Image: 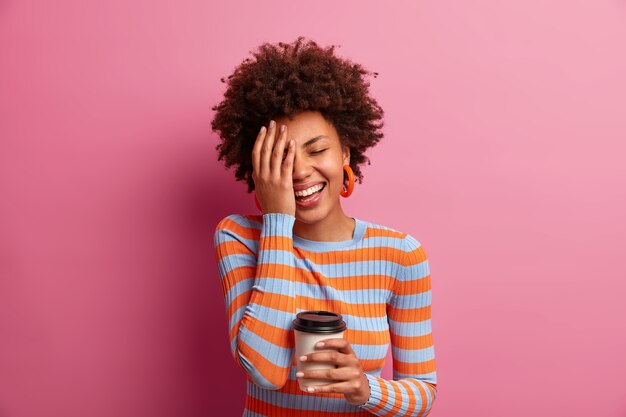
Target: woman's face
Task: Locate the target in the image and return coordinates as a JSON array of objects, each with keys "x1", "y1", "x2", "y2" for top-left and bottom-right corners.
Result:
[{"x1": 273, "y1": 110, "x2": 350, "y2": 225}]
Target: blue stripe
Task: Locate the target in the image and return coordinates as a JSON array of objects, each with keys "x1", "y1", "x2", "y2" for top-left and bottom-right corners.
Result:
[
  {"x1": 332, "y1": 313, "x2": 389, "y2": 330},
  {"x1": 242, "y1": 411, "x2": 266, "y2": 417},
  {"x1": 225, "y1": 278, "x2": 395, "y2": 309},
  {"x1": 215, "y1": 232, "x2": 259, "y2": 252},
  {"x1": 351, "y1": 343, "x2": 389, "y2": 360},
  {"x1": 391, "y1": 345, "x2": 435, "y2": 363},
  {"x1": 248, "y1": 381, "x2": 356, "y2": 412},
  {"x1": 227, "y1": 214, "x2": 262, "y2": 230},
  {"x1": 237, "y1": 350, "x2": 279, "y2": 390},
  {"x1": 402, "y1": 261, "x2": 430, "y2": 281},
  {"x1": 423, "y1": 380, "x2": 434, "y2": 414},
  {"x1": 297, "y1": 283, "x2": 391, "y2": 305},
  {"x1": 392, "y1": 382, "x2": 411, "y2": 416},
  {"x1": 378, "y1": 379, "x2": 399, "y2": 414},
  {"x1": 299, "y1": 258, "x2": 401, "y2": 278},
  {"x1": 401, "y1": 380, "x2": 426, "y2": 415},
  {"x1": 393, "y1": 370, "x2": 437, "y2": 385},
  {"x1": 229, "y1": 304, "x2": 295, "y2": 334},
  {"x1": 227, "y1": 278, "x2": 394, "y2": 305},
  {"x1": 218, "y1": 253, "x2": 257, "y2": 276},
  {"x1": 361, "y1": 373, "x2": 383, "y2": 408},
  {"x1": 388, "y1": 318, "x2": 432, "y2": 336},
  {"x1": 258, "y1": 248, "x2": 295, "y2": 266},
  {"x1": 218, "y1": 225, "x2": 408, "y2": 252},
  {"x1": 239, "y1": 328, "x2": 293, "y2": 368},
  {"x1": 240, "y1": 250, "x2": 401, "y2": 277},
  {"x1": 224, "y1": 278, "x2": 254, "y2": 304},
  {"x1": 392, "y1": 290, "x2": 432, "y2": 309},
  {"x1": 361, "y1": 235, "x2": 406, "y2": 249}
]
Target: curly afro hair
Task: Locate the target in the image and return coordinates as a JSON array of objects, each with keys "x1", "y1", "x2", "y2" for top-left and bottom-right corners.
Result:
[{"x1": 210, "y1": 36, "x2": 385, "y2": 193}]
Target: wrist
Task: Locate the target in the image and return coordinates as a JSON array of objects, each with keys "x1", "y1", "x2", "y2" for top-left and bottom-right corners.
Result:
[{"x1": 345, "y1": 373, "x2": 371, "y2": 406}]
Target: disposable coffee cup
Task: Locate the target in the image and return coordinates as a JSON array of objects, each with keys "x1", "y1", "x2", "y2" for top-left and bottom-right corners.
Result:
[{"x1": 293, "y1": 310, "x2": 347, "y2": 392}]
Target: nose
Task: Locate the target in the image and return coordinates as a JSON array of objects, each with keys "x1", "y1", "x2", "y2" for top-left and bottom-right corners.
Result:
[{"x1": 291, "y1": 149, "x2": 312, "y2": 181}]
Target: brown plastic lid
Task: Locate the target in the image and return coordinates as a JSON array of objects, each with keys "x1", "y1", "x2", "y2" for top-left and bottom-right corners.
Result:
[{"x1": 293, "y1": 310, "x2": 347, "y2": 333}]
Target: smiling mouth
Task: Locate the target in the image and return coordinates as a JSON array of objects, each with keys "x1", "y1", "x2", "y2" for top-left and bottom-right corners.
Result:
[{"x1": 295, "y1": 182, "x2": 326, "y2": 202}]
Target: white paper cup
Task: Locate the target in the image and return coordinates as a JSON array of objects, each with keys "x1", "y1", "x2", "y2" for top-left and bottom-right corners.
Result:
[{"x1": 293, "y1": 311, "x2": 347, "y2": 392}]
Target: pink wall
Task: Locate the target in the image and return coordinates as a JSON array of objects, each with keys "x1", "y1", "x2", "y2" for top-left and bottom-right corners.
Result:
[{"x1": 1, "y1": 1, "x2": 625, "y2": 416}]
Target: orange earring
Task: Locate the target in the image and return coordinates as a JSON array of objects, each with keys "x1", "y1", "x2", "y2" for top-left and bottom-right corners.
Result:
[{"x1": 340, "y1": 165, "x2": 354, "y2": 198}]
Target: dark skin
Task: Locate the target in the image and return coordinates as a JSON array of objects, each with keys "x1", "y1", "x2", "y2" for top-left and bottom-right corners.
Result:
[
  {"x1": 296, "y1": 338, "x2": 370, "y2": 405},
  {"x1": 251, "y1": 116, "x2": 370, "y2": 405}
]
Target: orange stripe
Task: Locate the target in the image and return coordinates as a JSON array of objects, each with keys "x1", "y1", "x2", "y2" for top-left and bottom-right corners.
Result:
[
  {"x1": 248, "y1": 291, "x2": 294, "y2": 313},
  {"x1": 392, "y1": 333, "x2": 433, "y2": 350},
  {"x1": 217, "y1": 217, "x2": 296, "y2": 250},
  {"x1": 293, "y1": 247, "x2": 406, "y2": 265},
  {"x1": 218, "y1": 253, "x2": 399, "y2": 289},
  {"x1": 254, "y1": 263, "x2": 296, "y2": 280},
  {"x1": 363, "y1": 228, "x2": 405, "y2": 239},
  {"x1": 246, "y1": 394, "x2": 357, "y2": 417},
  {"x1": 296, "y1": 296, "x2": 386, "y2": 318},
  {"x1": 226, "y1": 285, "x2": 295, "y2": 327},
  {"x1": 220, "y1": 264, "x2": 296, "y2": 296},
  {"x1": 387, "y1": 305, "x2": 431, "y2": 322},
  {"x1": 360, "y1": 358, "x2": 386, "y2": 371},
  {"x1": 229, "y1": 320, "x2": 294, "y2": 350},
  {"x1": 403, "y1": 246, "x2": 428, "y2": 265},
  {"x1": 301, "y1": 275, "x2": 394, "y2": 291},
  {"x1": 220, "y1": 265, "x2": 256, "y2": 295},
  {"x1": 346, "y1": 328, "x2": 390, "y2": 346},
  {"x1": 258, "y1": 235, "x2": 294, "y2": 251},
  {"x1": 392, "y1": 358, "x2": 436, "y2": 376},
  {"x1": 214, "y1": 240, "x2": 253, "y2": 257},
  {"x1": 237, "y1": 340, "x2": 289, "y2": 388},
  {"x1": 225, "y1": 288, "x2": 253, "y2": 320},
  {"x1": 295, "y1": 270, "x2": 395, "y2": 290},
  {"x1": 391, "y1": 276, "x2": 431, "y2": 295}
]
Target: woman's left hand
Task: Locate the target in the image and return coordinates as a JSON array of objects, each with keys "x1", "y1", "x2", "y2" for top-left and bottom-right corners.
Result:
[{"x1": 296, "y1": 338, "x2": 370, "y2": 406}]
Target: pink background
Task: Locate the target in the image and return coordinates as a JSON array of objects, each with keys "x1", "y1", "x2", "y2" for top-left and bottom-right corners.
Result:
[{"x1": 1, "y1": 1, "x2": 625, "y2": 416}]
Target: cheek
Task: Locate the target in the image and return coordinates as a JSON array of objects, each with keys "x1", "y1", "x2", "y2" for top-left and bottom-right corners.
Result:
[{"x1": 325, "y1": 166, "x2": 345, "y2": 190}]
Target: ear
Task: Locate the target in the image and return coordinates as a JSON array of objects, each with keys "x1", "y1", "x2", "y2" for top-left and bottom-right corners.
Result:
[{"x1": 342, "y1": 144, "x2": 350, "y2": 166}]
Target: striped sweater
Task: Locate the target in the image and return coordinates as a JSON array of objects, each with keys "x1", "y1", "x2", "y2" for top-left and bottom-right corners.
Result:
[{"x1": 214, "y1": 213, "x2": 437, "y2": 416}]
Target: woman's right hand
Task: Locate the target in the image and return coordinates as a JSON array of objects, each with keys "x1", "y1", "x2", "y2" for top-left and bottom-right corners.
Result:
[{"x1": 252, "y1": 120, "x2": 296, "y2": 216}]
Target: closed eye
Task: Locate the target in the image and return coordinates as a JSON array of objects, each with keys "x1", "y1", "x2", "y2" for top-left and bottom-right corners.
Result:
[{"x1": 282, "y1": 147, "x2": 328, "y2": 160}]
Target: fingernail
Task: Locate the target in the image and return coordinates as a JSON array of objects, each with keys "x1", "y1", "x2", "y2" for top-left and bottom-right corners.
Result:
[
  {"x1": 299, "y1": 355, "x2": 307, "y2": 362},
  {"x1": 307, "y1": 386, "x2": 315, "y2": 393},
  {"x1": 316, "y1": 342, "x2": 324, "y2": 348},
  {"x1": 260, "y1": 126, "x2": 266, "y2": 133},
  {"x1": 269, "y1": 120, "x2": 275, "y2": 128},
  {"x1": 296, "y1": 372, "x2": 304, "y2": 377},
  {"x1": 289, "y1": 140, "x2": 294, "y2": 147},
  {"x1": 280, "y1": 124, "x2": 285, "y2": 132}
]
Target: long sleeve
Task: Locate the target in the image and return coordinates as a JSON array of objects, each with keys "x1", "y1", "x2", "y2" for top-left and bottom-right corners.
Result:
[
  {"x1": 358, "y1": 234, "x2": 437, "y2": 416},
  {"x1": 213, "y1": 213, "x2": 298, "y2": 390}
]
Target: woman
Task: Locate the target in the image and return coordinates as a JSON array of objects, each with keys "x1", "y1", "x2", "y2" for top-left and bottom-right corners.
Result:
[{"x1": 211, "y1": 37, "x2": 437, "y2": 416}]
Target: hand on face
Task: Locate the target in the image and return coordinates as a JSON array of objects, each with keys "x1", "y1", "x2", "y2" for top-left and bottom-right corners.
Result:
[
  {"x1": 296, "y1": 338, "x2": 371, "y2": 406},
  {"x1": 252, "y1": 120, "x2": 296, "y2": 216}
]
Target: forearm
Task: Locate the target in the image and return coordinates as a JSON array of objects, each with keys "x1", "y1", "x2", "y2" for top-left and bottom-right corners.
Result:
[
  {"x1": 358, "y1": 374, "x2": 436, "y2": 416},
  {"x1": 216, "y1": 213, "x2": 297, "y2": 390},
  {"x1": 356, "y1": 234, "x2": 437, "y2": 415}
]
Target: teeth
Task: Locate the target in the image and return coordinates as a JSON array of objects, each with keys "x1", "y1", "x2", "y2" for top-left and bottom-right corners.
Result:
[{"x1": 294, "y1": 183, "x2": 324, "y2": 197}]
